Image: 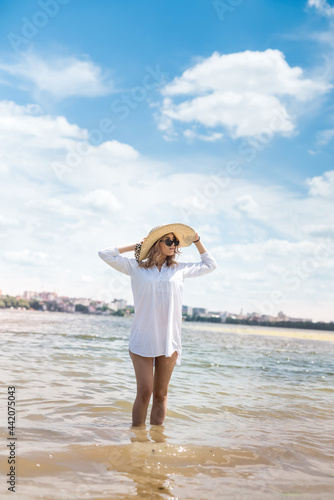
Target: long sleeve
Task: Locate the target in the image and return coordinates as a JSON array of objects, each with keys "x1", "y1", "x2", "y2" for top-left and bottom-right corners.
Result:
[
  {"x1": 180, "y1": 251, "x2": 218, "y2": 279},
  {"x1": 98, "y1": 246, "x2": 136, "y2": 276}
]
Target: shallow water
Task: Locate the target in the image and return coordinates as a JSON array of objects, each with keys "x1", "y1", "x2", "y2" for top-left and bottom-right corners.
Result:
[{"x1": 0, "y1": 309, "x2": 333, "y2": 499}]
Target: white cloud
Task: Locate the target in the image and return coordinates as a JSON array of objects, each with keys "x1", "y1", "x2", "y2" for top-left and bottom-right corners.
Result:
[
  {"x1": 25, "y1": 197, "x2": 82, "y2": 218},
  {"x1": 80, "y1": 274, "x2": 94, "y2": 283},
  {"x1": 306, "y1": 223, "x2": 334, "y2": 237},
  {"x1": 316, "y1": 128, "x2": 334, "y2": 146},
  {"x1": 80, "y1": 190, "x2": 123, "y2": 212},
  {"x1": 0, "y1": 51, "x2": 114, "y2": 100},
  {"x1": 0, "y1": 160, "x2": 9, "y2": 172},
  {"x1": 233, "y1": 194, "x2": 263, "y2": 219},
  {"x1": 215, "y1": 239, "x2": 324, "y2": 261},
  {"x1": 0, "y1": 100, "x2": 86, "y2": 150},
  {"x1": 307, "y1": 0, "x2": 334, "y2": 17},
  {"x1": 24, "y1": 190, "x2": 123, "y2": 219},
  {"x1": 0, "y1": 100, "x2": 139, "y2": 190},
  {"x1": 183, "y1": 129, "x2": 223, "y2": 142},
  {"x1": 306, "y1": 170, "x2": 334, "y2": 196},
  {"x1": 3, "y1": 250, "x2": 49, "y2": 266},
  {"x1": 0, "y1": 215, "x2": 20, "y2": 227},
  {"x1": 157, "y1": 49, "x2": 331, "y2": 140},
  {"x1": 97, "y1": 140, "x2": 139, "y2": 159}
]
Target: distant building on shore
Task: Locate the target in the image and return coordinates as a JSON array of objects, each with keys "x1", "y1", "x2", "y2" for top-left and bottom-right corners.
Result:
[
  {"x1": 1, "y1": 289, "x2": 317, "y2": 324},
  {"x1": 277, "y1": 311, "x2": 312, "y2": 323},
  {"x1": 23, "y1": 290, "x2": 39, "y2": 300},
  {"x1": 110, "y1": 299, "x2": 127, "y2": 311},
  {"x1": 182, "y1": 305, "x2": 193, "y2": 316},
  {"x1": 193, "y1": 307, "x2": 208, "y2": 317}
]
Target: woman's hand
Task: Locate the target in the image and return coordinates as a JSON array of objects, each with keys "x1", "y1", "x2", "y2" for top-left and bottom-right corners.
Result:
[{"x1": 192, "y1": 232, "x2": 207, "y2": 254}]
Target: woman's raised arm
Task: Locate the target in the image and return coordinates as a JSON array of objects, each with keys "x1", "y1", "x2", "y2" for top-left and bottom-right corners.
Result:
[{"x1": 118, "y1": 244, "x2": 137, "y2": 254}]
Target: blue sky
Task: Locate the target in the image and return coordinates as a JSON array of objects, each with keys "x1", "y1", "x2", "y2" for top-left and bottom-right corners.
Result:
[{"x1": 1, "y1": 0, "x2": 334, "y2": 321}]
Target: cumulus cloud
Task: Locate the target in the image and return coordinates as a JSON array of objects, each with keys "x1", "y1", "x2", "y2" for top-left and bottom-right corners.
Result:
[
  {"x1": 96, "y1": 140, "x2": 139, "y2": 160},
  {"x1": 307, "y1": 0, "x2": 334, "y2": 17},
  {"x1": 157, "y1": 49, "x2": 331, "y2": 140},
  {"x1": 306, "y1": 224, "x2": 334, "y2": 237},
  {"x1": 0, "y1": 100, "x2": 139, "y2": 189},
  {"x1": 306, "y1": 170, "x2": 334, "y2": 197},
  {"x1": 0, "y1": 51, "x2": 114, "y2": 100},
  {"x1": 0, "y1": 100, "x2": 86, "y2": 150},
  {"x1": 24, "y1": 190, "x2": 123, "y2": 220},
  {"x1": 80, "y1": 190, "x2": 123, "y2": 212},
  {"x1": 3, "y1": 250, "x2": 49, "y2": 266},
  {"x1": 233, "y1": 194, "x2": 263, "y2": 219}
]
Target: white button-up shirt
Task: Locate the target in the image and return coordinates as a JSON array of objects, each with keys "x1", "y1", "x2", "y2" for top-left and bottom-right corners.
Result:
[{"x1": 98, "y1": 246, "x2": 217, "y2": 365}]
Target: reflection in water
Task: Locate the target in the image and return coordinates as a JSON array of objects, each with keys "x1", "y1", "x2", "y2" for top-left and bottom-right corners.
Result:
[
  {"x1": 126, "y1": 425, "x2": 172, "y2": 497},
  {"x1": 130, "y1": 425, "x2": 168, "y2": 443},
  {"x1": 105, "y1": 437, "x2": 268, "y2": 500}
]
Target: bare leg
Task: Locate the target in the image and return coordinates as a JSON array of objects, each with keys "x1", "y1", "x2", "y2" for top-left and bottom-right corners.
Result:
[
  {"x1": 129, "y1": 351, "x2": 154, "y2": 427},
  {"x1": 150, "y1": 351, "x2": 177, "y2": 426}
]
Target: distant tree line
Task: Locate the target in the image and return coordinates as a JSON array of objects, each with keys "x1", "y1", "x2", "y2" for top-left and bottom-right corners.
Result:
[
  {"x1": 182, "y1": 313, "x2": 334, "y2": 331},
  {"x1": 0, "y1": 295, "x2": 76, "y2": 312},
  {"x1": 2, "y1": 296, "x2": 332, "y2": 330},
  {"x1": 225, "y1": 317, "x2": 334, "y2": 331},
  {"x1": 0, "y1": 295, "x2": 32, "y2": 309},
  {"x1": 183, "y1": 314, "x2": 221, "y2": 323}
]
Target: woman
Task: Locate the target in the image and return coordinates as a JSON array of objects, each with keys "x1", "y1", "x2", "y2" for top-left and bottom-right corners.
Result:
[{"x1": 98, "y1": 223, "x2": 217, "y2": 427}]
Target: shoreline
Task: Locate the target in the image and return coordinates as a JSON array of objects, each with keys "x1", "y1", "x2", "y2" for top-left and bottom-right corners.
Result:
[
  {"x1": 186, "y1": 321, "x2": 334, "y2": 343},
  {"x1": 2, "y1": 308, "x2": 334, "y2": 340}
]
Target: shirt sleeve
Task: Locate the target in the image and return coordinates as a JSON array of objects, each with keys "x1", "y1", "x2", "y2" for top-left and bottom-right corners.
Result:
[
  {"x1": 98, "y1": 246, "x2": 136, "y2": 276},
  {"x1": 180, "y1": 251, "x2": 218, "y2": 279}
]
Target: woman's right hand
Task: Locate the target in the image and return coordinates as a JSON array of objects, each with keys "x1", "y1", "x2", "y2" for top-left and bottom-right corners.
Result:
[{"x1": 133, "y1": 238, "x2": 144, "y2": 251}]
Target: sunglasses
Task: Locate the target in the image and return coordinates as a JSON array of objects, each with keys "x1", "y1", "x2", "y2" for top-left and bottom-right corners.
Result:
[{"x1": 161, "y1": 237, "x2": 180, "y2": 247}]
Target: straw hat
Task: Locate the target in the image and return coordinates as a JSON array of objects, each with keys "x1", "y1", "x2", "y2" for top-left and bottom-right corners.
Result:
[{"x1": 137, "y1": 223, "x2": 195, "y2": 262}]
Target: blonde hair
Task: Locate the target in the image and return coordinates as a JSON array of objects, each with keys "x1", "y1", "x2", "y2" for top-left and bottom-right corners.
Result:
[{"x1": 138, "y1": 234, "x2": 181, "y2": 269}]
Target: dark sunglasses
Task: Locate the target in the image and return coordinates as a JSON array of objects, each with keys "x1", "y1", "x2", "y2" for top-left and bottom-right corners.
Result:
[{"x1": 161, "y1": 237, "x2": 180, "y2": 247}]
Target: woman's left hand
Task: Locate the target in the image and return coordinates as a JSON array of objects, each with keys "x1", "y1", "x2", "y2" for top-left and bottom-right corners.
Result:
[{"x1": 193, "y1": 232, "x2": 199, "y2": 243}]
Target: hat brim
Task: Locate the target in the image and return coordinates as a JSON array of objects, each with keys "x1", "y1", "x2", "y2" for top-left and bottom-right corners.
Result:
[{"x1": 139, "y1": 223, "x2": 195, "y2": 261}]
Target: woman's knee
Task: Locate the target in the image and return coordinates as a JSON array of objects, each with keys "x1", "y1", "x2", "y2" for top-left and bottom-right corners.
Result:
[
  {"x1": 153, "y1": 388, "x2": 168, "y2": 402},
  {"x1": 137, "y1": 386, "x2": 153, "y2": 403}
]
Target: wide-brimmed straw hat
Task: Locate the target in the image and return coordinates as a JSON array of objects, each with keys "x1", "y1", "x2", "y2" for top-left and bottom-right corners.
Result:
[{"x1": 136, "y1": 223, "x2": 195, "y2": 262}]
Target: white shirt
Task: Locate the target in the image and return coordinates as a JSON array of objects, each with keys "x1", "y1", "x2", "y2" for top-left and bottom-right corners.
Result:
[{"x1": 98, "y1": 246, "x2": 217, "y2": 365}]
